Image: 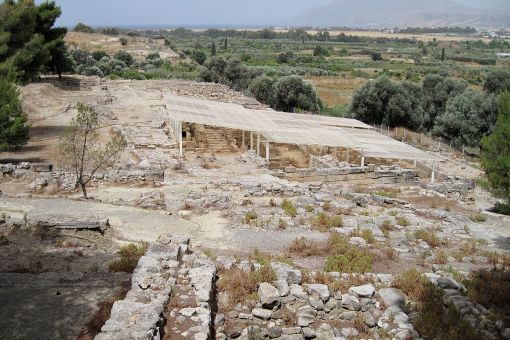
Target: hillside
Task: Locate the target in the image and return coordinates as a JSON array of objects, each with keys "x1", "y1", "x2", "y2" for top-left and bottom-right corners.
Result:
[{"x1": 286, "y1": 0, "x2": 510, "y2": 28}]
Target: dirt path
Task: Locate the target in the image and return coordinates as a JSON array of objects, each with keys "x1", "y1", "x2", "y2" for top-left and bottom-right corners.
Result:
[{"x1": 0, "y1": 197, "x2": 197, "y2": 243}]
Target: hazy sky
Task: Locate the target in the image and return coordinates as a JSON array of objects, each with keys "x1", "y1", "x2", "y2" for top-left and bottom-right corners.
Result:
[
  {"x1": 38, "y1": 0, "x2": 332, "y2": 27},
  {"x1": 36, "y1": 0, "x2": 502, "y2": 28}
]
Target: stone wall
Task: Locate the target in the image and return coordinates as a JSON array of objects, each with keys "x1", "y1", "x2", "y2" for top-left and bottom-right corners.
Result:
[
  {"x1": 273, "y1": 165, "x2": 418, "y2": 185},
  {"x1": 96, "y1": 235, "x2": 216, "y2": 340},
  {"x1": 0, "y1": 162, "x2": 164, "y2": 194}
]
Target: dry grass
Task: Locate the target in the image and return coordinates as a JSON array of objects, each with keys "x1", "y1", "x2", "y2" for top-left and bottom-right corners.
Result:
[
  {"x1": 278, "y1": 218, "x2": 288, "y2": 230},
  {"x1": 393, "y1": 268, "x2": 483, "y2": 339},
  {"x1": 379, "y1": 219, "x2": 396, "y2": 237},
  {"x1": 373, "y1": 189, "x2": 399, "y2": 198},
  {"x1": 108, "y1": 241, "x2": 148, "y2": 273},
  {"x1": 311, "y1": 212, "x2": 343, "y2": 232},
  {"x1": 413, "y1": 228, "x2": 441, "y2": 248},
  {"x1": 217, "y1": 266, "x2": 276, "y2": 309},
  {"x1": 470, "y1": 212, "x2": 487, "y2": 223},
  {"x1": 201, "y1": 161, "x2": 221, "y2": 169},
  {"x1": 304, "y1": 75, "x2": 366, "y2": 107},
  {"x1": 349, "y1": 228, "x2": 375, "y2": 244},
  {"x1": 241, "y1": 199, "x2": 253, "y2": 206},
  {"x1": 393, "y1": 268, "x2": 429, "y2": 301},
  {"x1": 456, "y1": 238, "x2": 488, "y2": 259},
  {"x1": 466, "y1": 269, "x2": 510, "y2": 323},
  {"x1": 243, "y1": 210, "x2": 258, "y2": 224},
  {"x1": 435, "y1": 250, "x2": 448, "y2": 264},
  {"x1": 396, "y1": 217, "x2": 410, "y2": 227},
  {"x1": 287, "y1": 237, "x2": 322, "y2": 257}
]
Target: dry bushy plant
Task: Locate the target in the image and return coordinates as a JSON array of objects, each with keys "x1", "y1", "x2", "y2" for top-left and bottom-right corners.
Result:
[
  {"x1": 324, "y1": 233, "x2": 372, "y2": 273},
  {"x1": 287, "y1": 237, "x2": 322, "y2": 257},
  {"x1": 217, "y1": 266, "x2": 276, "y2": 309},
  {"x1": 108, "y1": 241, "x2": 148, "y2": 273},
  {"x1": 312, "y1": 212, "x2": 343, "y2": 231}
]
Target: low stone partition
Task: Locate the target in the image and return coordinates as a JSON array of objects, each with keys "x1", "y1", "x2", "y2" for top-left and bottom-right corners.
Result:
[
  {"x1": 95, "y1": 235, "x2": 216, "y2": 340},
  {"x1": 0, "y1": 162, "x2": 164, "y2": 193},
  {"x1": 95, "y1": 235, "x2": 190, "y2": 340},
  {"x1": 422, "y1": 178, "x2": 475, "y2": 200},
  {"x1": 273, "y1": 165, "x2": 417, "y2": 184}
]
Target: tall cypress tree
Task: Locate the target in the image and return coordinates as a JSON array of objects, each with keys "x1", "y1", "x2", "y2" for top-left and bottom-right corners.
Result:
[
  {"x1": 211, "y1": 42, "x2": 216, "y2": 56},
  {"x1": 481, "y1": 92, "x2": 510, "y2": 205}
]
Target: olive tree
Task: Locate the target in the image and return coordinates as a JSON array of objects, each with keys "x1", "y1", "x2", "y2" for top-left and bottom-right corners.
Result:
[
  {"x1": 58, "y1": 103, "x2": 126, "y2": 198},
  {"x1": 433, "y1": 89, "x2": 498, "y2": 147},
  {"x1": 272, "y1": 76, "x2": 320, "y2": 113}
]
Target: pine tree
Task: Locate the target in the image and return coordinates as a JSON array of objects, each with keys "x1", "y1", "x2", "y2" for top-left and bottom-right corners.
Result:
[
  {"x1": 224, "y1": 32, "x2": 228, "y2": 50},
  {"x1": 0, "y1": 70, "x2": 30, "y2": 151},
  {"x1": 481, "y1": 91, "x2": 510, "y2": 205},
  {"x1": 441, "y1": 48, "x2": 446, "y2": 62}
]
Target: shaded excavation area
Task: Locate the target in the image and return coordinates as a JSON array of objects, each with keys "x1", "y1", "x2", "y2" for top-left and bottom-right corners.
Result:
[{"x1": 165, "y1": 94, "x2": 441, "y2": 179}]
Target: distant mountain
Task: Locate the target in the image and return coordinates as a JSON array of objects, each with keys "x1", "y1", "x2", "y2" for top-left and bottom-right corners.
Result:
[{"x1": 284, "y1": 0, "x2": 510, "y2": 28}]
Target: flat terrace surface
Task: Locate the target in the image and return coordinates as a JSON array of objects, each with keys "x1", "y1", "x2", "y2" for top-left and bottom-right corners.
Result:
[{"x1": 165, "y1": 94, "x2": 441, "y2": 162}]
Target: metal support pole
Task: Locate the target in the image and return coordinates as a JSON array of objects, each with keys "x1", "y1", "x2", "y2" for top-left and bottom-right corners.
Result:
[
  {"x1": 266, "y1": 141, "x2": 270, "y2": 163},
  {"x1": 242, "y1": 130, "x2": 245, "y2": 148},
  {"x1": 257, "y1": 134, "x2": 260, "y2": 156},
  {"x1": 360, "y1": 148, "x2": 365, "y2": 167},
  {"x1": 250, "y1": 132, "x2": 253, "y2": 150},
  {"x1": 414, "y1": 160, "x2": 417, "y2": 167},
  {"x1": 346, "y1": 148, "x2": 350, "y2": 164},
  {"x1": 178, "y1": 121, "x2": 183, "y2": 157},
  {"x1": 431, "y1": 162, "x2": 436, "y2": 183}
]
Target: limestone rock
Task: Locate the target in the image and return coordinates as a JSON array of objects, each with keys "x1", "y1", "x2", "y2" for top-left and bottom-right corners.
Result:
[
  {"x1": 304, "y1": 284, "x2": 330, "y2": 302},
  {"x1": 258, "y1": 282, "x2": 281, "y2": 309},
  {"x1": 252, "y1": 308, "x2": 272, "y2": 320},
  {"x1": 378, "y1": 288, "x2": 405, "y2": 309},
  {"x1": 348, "y1": 284, "x2": 375, "y2": 298}
]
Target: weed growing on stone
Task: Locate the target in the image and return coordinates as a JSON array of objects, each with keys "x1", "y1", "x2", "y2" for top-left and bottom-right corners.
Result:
[{"x1": 108, "y1": 241, "x2": 148, "y2": 273}]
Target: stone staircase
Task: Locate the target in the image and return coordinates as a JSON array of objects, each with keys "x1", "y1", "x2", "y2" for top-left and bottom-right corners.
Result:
[{"x1": 185, "y1": 125, "x2": 236, "y2": 153}]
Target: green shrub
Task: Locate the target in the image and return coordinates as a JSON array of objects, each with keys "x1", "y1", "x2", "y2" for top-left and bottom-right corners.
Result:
[
  {"x1": 278, "y1": 218, "x2": 288, "y2": 230},
  {"x1": 324, "y1": 233, "x2": 373, "y2": 273},
  {"x1": 325, "y1": 253, "x2": 372, "y2": 273},
  {"x1": 414, "y1": 228, "x2": 441, "y2": 247},
  {"x1": 470, "y1": 212, "x2": 487, "y2": 223},
  {"x1": 312, "y1": 212, "x2": 343, "y2": 231},
  {"x1": 281, "y1": 199, "x2": 297, "y2": 218},
  {"x1": 243, "y1": 210, "x2": 258, "y2": 224},
  {"x1": 349, "y1": 228, "x2": 375, "y2": 243},
  {"x1": 397, "y1": 217, "x2": 410, "y2": 227}
]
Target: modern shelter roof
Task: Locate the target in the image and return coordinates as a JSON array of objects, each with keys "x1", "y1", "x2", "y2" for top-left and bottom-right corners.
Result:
[{"x1": 164, "y1": 94, "x2": 440, "y2": 162}]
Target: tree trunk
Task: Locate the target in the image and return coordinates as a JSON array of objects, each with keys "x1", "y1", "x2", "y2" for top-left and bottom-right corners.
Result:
[{"x1": 80, "y1": 183, "x2": 88, "y2": 199}]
